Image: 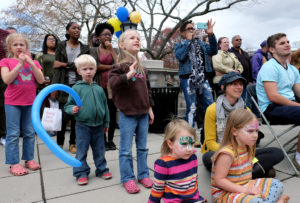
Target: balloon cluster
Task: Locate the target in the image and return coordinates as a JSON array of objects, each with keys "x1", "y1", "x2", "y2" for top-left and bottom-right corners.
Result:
[{"x1": 107, "y1": 7, "x2": 142, "y2": 38}]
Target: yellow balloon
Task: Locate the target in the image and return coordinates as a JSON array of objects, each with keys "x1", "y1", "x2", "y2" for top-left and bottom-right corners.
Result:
[
  {"x1": 107, "y1": 17, "x2": 122, "y2": 32},
  {"x1": 129, "y1": 11, "x2": 141, "y2": 24}
]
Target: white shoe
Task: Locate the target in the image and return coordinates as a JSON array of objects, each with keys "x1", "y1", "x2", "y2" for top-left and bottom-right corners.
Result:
[{"x1": 0, "y1": 138, "x2": 6, "y2": 146}]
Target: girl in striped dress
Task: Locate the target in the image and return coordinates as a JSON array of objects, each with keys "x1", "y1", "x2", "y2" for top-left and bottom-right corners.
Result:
[
  {"x1": 148, "y1": 119, "x2": 206, "y2": 203},
  {"x1": 211, "y1": 109, "x2": 289, "y2": 203}
]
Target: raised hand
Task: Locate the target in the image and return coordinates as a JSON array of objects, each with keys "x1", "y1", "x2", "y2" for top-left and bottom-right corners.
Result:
[
  {"x1": 205, "y1": 18, "x2": 215, "y2": 36},
  {"x1": 126, "y1": 61, "x2": 137, "y2": 80}
]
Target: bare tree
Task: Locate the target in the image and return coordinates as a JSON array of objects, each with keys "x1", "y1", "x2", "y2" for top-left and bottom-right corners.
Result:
[
  {"x1": 1, "y1": 0, "x2": 121, "y2": 42},
  {"x1": 123, "y1": 0, "x2": 253, "y2": 60}
]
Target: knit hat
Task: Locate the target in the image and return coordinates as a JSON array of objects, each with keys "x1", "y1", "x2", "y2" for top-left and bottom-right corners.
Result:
[{"x1": 260, "y1": 40, "x2": 267, "y2": 48}]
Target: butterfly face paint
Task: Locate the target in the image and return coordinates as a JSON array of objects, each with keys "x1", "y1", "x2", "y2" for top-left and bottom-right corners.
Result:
[
  {"x1": 242, "y1": 121, "x2": 259, "y2": 135},
  {"x1": 178, "y1": 136, "x2": 195, "y2": 150}
]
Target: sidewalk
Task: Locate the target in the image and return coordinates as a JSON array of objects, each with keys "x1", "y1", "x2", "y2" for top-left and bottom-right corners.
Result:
[{"x1": 0, "y1": 124, "x2": 299, "y2": 203}]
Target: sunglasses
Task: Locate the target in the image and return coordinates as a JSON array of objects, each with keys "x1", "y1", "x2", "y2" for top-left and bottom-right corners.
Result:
[
  {"x1": 235, "y1": 39, "x2": 242, "y2": 41},
  {"x1": 184, "y1": 27, "x2": 195, "y2": 32}
]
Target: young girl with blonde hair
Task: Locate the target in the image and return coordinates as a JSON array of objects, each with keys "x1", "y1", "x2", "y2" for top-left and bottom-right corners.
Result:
[
  {"x1": 149, "y1": 119, "x2": 206, "y2": 203},
  {"x1": 0, "y1": 33, "x2": 44, "y2": 176},
  {"x1": 108, "y1": 29, "x2": 154, "y2": 194},
  {"x1": 211, "y1": 109, "x2": 289, "y2": 203}
]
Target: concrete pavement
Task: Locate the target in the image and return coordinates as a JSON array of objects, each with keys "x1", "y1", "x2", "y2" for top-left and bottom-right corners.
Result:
[{"x1": 0, "y1": 124, "x2": 299, "y2": 203}]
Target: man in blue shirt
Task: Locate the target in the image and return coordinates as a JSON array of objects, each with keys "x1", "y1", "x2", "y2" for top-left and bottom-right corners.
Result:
[{"x1": 256, "y1": 33, "x2": 300, "y2": 170}]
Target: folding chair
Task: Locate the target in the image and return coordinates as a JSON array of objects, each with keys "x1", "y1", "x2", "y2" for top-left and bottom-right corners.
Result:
[{"x1": 246, "y1": 84, "x2": 300, "y2": 175}]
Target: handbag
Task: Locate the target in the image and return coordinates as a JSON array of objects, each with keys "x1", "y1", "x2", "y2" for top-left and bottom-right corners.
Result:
[{"x1": 41, "y1": 107, "x2": 62, "y2": 131}]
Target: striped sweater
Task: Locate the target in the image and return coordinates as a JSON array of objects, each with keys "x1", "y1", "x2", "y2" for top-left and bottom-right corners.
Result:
[
  {"x1": 211, "y1": 145, "x2": 272, "y2": 203},
  {"x1": 148, "y1": 154, "x2": 203, "y2": 203}
]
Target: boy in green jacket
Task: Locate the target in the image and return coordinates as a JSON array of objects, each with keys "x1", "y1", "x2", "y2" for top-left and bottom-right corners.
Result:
[{"x1": 64, "y1": 54, "x2": 111, "y2": 185}]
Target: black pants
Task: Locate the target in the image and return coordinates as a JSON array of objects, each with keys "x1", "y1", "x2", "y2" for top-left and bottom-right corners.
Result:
[
  {"x1": 56, "y1": 102, "x2": 76, "y2": 146},
  {"x1": 202, "y1": 147, "x2": 284, "y2": 177},
  {"x1": 103, "y1": 88, "x2": 117, "y2": 143},
  {"x1": 0, "y1": 82, "x2": 6, "y2": 139}
]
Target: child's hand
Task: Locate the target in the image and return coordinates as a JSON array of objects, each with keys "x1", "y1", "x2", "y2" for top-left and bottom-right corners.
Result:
[
  {"x1": 245, "y1": 186, "x2": 264, "y2": 198},
  {"x1": 148, "y1": 107, "x2": 154, "y2": 124},
  {"x1": 104, "y1": 127, "x2": 109, "y2": 134},
  {"x1": 18, "y1": 53, "x2": 26, "y2": 65},
  {"x1": 126, "y1": 61, "x2": 137, "y2": 80},
  {"x1": 72, "y1": 106, "x2": 80, "y2": 114},
  {"x1": 24, "y1": 54, "x2": 34, "y2": 66}
]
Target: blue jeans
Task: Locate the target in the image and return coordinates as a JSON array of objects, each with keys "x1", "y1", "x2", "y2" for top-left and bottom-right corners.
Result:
[
  {"x1": 5, "y1": 105, "x2": 36, "y2": 164},
  {"x1": 180, "y1": 79, "x2": 213, "y2": 127},
  {"x1": 73, "y1": 122, "x2": 108, "y2": 179},
  {"x1": 119, "y1": 112, "x2": 149, "y2": 183}
]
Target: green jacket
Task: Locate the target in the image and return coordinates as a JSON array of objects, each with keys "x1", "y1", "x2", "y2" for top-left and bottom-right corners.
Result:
[
  {"x1": 52, "y1": 40, "x2": 90, "y2": 103},
  {"x1": 64, "y1": 81, "x2": 110, "y2": 127}
]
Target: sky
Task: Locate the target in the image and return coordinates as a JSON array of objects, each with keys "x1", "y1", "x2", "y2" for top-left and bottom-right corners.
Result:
[
  {"x1": 1, "y1": 0, "x2": 299, "y2": 51},
  {"x1": 195, "y1": 0, "x2": 300, "y2": 50}
]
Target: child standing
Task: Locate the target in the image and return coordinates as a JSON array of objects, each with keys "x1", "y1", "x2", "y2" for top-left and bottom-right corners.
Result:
[
  {"x1": 0, "y1": 33, "x2": 44, "y2": 176},
  {"x1": 148, "y1": 119, "x2": 207, "y2": 203},
  {"x1": 108, "y1": 29, "x2": 154, "y2": 194},
  {"x1": 64, "y1": 54, "x2": 111, "y2": 185},
  {"x1": 212, "y1": 109, "x2": 289, "y2": 203}
]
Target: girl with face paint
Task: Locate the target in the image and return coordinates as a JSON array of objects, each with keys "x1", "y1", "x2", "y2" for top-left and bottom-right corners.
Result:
[
  {"x1": 211, "y1": 109, "x2": 289, "y2": 203},
  {"x1": 148, "y1": 119, "x2": 207, "y2": 203}
]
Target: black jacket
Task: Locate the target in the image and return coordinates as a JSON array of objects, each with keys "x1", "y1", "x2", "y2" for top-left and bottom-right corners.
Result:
[{"x1": 52, "y1": 40, "x2": 90, "y2": 103}]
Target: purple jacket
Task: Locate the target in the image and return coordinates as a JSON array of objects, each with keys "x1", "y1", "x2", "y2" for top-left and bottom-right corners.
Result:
[{"x1": 251, "y1": 49, "x2": 269, "y2": 81}]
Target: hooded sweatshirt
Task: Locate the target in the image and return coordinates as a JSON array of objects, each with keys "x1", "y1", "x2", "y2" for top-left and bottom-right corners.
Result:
[
  {"x1": 64, "y1": 80, "x2": 109, "y2": 127},
  {"x1": 251, "y1": 49, "x2": 269, "y2": 81}
]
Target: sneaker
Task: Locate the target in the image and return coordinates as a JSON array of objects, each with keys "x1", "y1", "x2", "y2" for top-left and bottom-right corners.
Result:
[
  {"x1": 138, "y1": 177, "x2": 153, "y2": 188},
  {"x1": 293, "y1": 157, "x2": 300, "y2": 170},
  {"x1": 101, "y1": 172, "x2": 112, "y2": 180},
  {"x1": 0, "y1": 138, "x2": 5, "y2": 146},
  {"x1": 123, "y1": 180, "x2": 140, "y2": 194},
  {"x1": 77, "y1": 177, "x2": 88, "y2": 185},
  {"x1": 266, "y1": 167, "x2": 276, "y2": 178},
  {"x1": 108, "y1": 141, "x2": 117, "y2": 150},
  {"x1": 105, "y1": 142, "x2": 110, "y2": 151},
  {"x1": 69, "y1": 144, "x2": 77, "y2": 154}
]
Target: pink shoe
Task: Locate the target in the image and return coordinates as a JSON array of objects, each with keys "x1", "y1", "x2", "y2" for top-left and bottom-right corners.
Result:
[
  {"x1": 101, "y1": 172, "x2": 112, "y2": 180},
  {"x1": 123, "y1": 180, "x2": 140, "y2": 194},
  {"x1": 138, "y1": 177, "x2": 153, "y2": 188},
  {"x1": 77, "y1": 177, "x2": 88, "y2": 185},
  {"x1": 25, "y1": 160, "x2": 41, "y2": 171}
]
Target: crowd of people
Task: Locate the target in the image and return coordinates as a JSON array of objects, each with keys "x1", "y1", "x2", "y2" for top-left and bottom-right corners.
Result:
[{"x1": 0, "y1": 18, "x2": 299, "y2": 202}]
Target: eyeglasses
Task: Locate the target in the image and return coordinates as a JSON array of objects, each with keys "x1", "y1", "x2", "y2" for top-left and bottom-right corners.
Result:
[
  {"x1": 100, "y1": 33, "x2": 112, "y2": 37},
  {"x1": 184, "y1": 27, "x2": 195, "y2": 31},
  {"x1": 47, "y1": 38, "x2": 56, "y2": 41},
  {"x1": 235, "y1": 39, "x2": 242, "y2": 42}
]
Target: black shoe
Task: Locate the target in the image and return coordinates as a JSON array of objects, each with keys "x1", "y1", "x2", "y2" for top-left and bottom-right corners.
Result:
[
  {"x1": 108, "y1": 141, "x2": 117, "y2": 150},
  {"x1": 266, "y1": 168, "x2": 276, "y2": 178},
  {"x1": 105, "y1": 142, "x2": 110, "y2": 151}
]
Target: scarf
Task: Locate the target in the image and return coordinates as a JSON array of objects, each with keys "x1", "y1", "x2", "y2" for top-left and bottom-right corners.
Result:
[
  {"x1": 216, "y1": 94, "x2": 245, "y2": 143},
  {"x1": 188, "y1": 39, "x2": 205, "y2": 91}
]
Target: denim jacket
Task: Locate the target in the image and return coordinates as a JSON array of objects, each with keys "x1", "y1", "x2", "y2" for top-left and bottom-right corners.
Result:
[{"x1": 174, "y1": 34, "x2": 218, "y2": 76}]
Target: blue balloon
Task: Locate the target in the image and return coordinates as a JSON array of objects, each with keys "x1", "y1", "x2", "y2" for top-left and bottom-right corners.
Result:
[
  {"x1": 115, "y1": 30, "x2": 122, "y2": 38},
  {"x1": 116, "y1": 7, "x2": 129, "y2": 22},
  {"x1": 31, "y1": 84, "x2": 82, "y2": 167}
]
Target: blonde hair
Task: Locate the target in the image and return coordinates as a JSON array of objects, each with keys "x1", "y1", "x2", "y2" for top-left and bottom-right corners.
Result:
[
  {"x1": 212, "y1": 109, "x2": 257, "y2": 162},
  {"x1": 117, "y1": 29, "x2": 144, "y2": 75},
  {"x1": 74, "y1": 54, "x2": 96, "y2": 70},
  {"x1": 161, "y1": 118, "x2": 196, "y2": 156},
  {"x1": 6, "y1": 33, "x2": 29, "y2": 58}
]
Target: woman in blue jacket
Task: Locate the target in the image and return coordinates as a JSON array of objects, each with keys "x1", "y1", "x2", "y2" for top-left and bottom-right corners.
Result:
[{"x1": 174, "y1": 19, "x2": 218, "y2": 129}]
